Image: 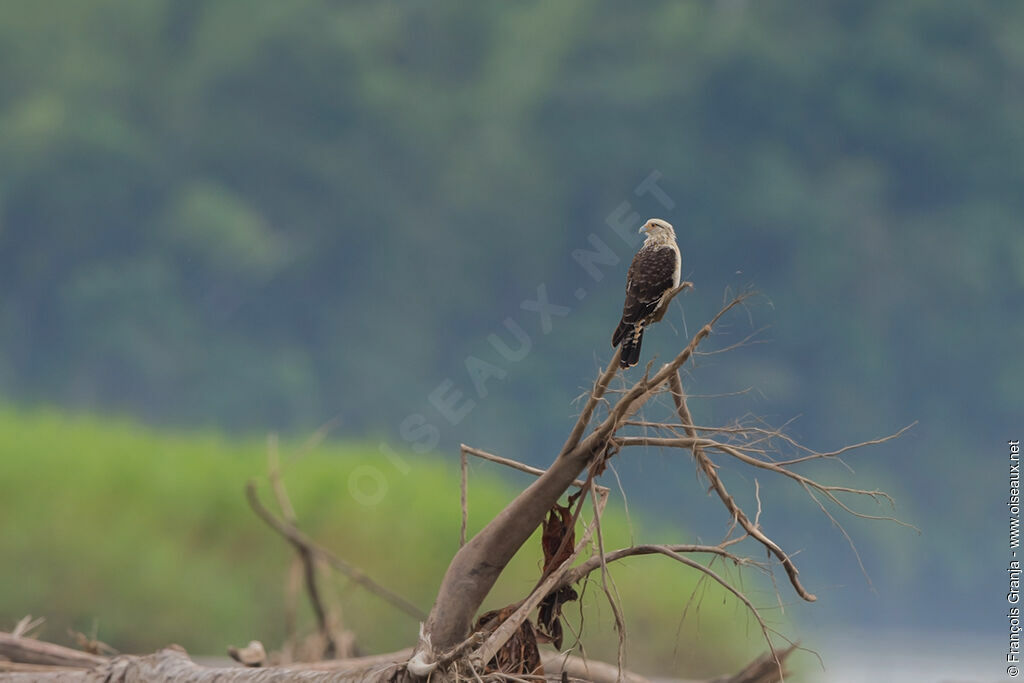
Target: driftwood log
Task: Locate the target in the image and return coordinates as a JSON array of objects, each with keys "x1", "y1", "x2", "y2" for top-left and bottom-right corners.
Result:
[{"x1": 0, "y1": 631, "x2": 795, "y2": 682}]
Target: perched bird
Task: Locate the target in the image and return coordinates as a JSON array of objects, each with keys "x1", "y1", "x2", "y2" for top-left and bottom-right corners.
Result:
[{"x1": 611, "y1": 218, "x2": 681, "y2": 368}]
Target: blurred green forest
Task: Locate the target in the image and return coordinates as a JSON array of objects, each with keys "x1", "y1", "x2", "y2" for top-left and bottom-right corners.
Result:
[
  {"x1": 0, "y1": 0, "x2": 1020, "y2": 642},
  {"x1": 0, "y1": 407, "x2": 771, "y2": 676}
]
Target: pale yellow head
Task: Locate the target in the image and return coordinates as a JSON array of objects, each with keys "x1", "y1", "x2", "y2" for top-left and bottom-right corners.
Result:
[{"x1": 639, "y1": 218, "x2": 676, "y2": 245}]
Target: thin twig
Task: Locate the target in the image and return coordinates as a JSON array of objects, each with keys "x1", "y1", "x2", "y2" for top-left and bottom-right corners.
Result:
[
  {"x1": 11, "y1": 616, "x2": 45, "y2": 640},
  {"x1": 461, "y1": 446, "x2": 469, "y2": 547},
  {"x1": 771, "y1": 422, "x2": 916, "y2": 466},
  {"x1": 560, "y1": 352, "x2": 622, "y2": 457},
  {"x1": 616, "y1": 433, "x2": 904, "y2": 515},
  {"x1": 559, "y1": 543, "x2": 764, "y2": 588},
  {"x1": 589, "y1": 477, "x2": 626, "y2": 682},
  {"x1": 267, "y1": 435, "x2": 297, "y2": 523},
  {"x1": 287, "y1": 415, "x2": 345, "y2": 463},
  {"x1": 460, "y1": 444, "x2": 599, "y2": 490},
  {"x1": 649, "y1": 546, "x2": 784, "y2": 679}
]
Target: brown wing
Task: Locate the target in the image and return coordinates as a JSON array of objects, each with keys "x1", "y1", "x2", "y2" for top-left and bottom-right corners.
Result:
[{"x1": 619, "y1": 245, "x2": 678, "y2": 325}]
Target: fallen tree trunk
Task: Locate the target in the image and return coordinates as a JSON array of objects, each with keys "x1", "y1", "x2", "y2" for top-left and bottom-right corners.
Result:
[
  {"x1": 0, "y1": 632, "x2": 794, "y2": 682},
  {"x1": 0, "y1": 646, "x2": 389, "y2": 682}
]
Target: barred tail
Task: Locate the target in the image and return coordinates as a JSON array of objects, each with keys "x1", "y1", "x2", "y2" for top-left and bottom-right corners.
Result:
[{"x1": 612, "y1": 321, "x2": 644, "y2": 368}]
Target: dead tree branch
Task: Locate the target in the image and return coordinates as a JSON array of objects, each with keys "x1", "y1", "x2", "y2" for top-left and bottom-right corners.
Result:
[
  {"x1": 247, "y1": 481, "x2": 337, "y2": 657},
  {"x1": 461, "y1": 444, "x2": 593, "y2": 489},
  {"x1": 0, "y1": 632, "x2": 105, "y2": 669},
  {"x1": 414, "y1": 292, "x2": 750, "y2": 672},
  {"x1": 246, "y1": 482, "x2": 426, "y2": 622},
  {"x1": 666, "y1": 371, "x2": 817, "y2": 603},
  {"x1": 408, "y1": 286, "x2": 907, "y2": 680},
  {"x1": 559, "y1": 543, "x2": 764, "y2": 588}
]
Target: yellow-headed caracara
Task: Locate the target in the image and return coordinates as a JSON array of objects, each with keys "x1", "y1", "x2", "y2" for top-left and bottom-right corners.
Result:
[{"x1": 611, "y1": 218, "x2": 681, "y2": 368}]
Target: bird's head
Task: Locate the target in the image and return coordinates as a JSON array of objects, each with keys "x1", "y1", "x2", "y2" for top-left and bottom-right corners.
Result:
[{"x1": 639, "y1": 218, "x2": 675, "y2": 244}]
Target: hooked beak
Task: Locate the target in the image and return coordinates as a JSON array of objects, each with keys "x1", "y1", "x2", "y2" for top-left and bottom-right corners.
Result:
[{"x1": 638, "y1": 223, "x2": 650, "y2": 234}]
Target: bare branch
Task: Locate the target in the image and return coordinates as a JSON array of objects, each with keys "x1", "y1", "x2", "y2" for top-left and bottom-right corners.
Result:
[
  {"x1": 0, "y1": 632, "x2": 105, "y2": 669},
  {"x1": 250, "y1": 480, "x2": 335, "y2": 657},
  {"x1": 614, "y1": 436, "x2": 700, "y2": 449},
  {"x1": 267, "y1": 436, "x2": 298, "y2": 523},
  {"x1": 634, "y1": 546, "x2": 784, "y2": 676},
  {"x1": 589, "y1": 477, "x2": 626, "y2": 680},
  {"x1": 287, "y1": 415, "x2": 345, "y2": 464},
  {"x1": 666, "y1": 372, "x2": 818, "y2": 602},
  {"x1": 10, "y1": 616, "x2": 45, "y2": 640},
  {"x1": 650, "y1": 281, "x2": 693, "y2": 323},
  {"x1": 560, "y1": 351, "x2": 622, "y2": 457},
  {"x1": 691, "y1": 326, "x2": 770, "y2": 357},
  {"x1": 615, "y1": 432, "x2": 913, "y2": 530},
  {"x1": 246, "y1": 482, "x2": 426, "y2": 622},
  {"x1": 263, "y1": 441, "x2": 341, "y2": 658},
  {"x1": 460, "y1": 444, "x2": 598, "y2": 490},
  {"x1": 539, "y1": 651, "x2": 651, "y2": 683},
  {"x1": 771, "y1": 422, "x2": 917, "y2": 467},
  {"x1": 584, "y1": 293, "x2": 753, "y2": 447},
  {"x1": 461, "y1": 446, "x2": 469, "y2": 547},
  {"x1": 559, "y1": 543, "x2": 764, "y2": 588},
  {"x1": 419, "y1": 293, "x2": 754, "y2": 657},
  {"x1": 700, "y1": 441, "x2": 915, "y2": 529}
]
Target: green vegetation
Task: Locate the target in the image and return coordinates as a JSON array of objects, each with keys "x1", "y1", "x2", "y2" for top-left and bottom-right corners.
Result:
[
  {"x1": 0, "y1": 1, "x2": 1018, "y2": 446},
  {"x1": 0, "y1": 406, "x2": 774, "y2": 676}
]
